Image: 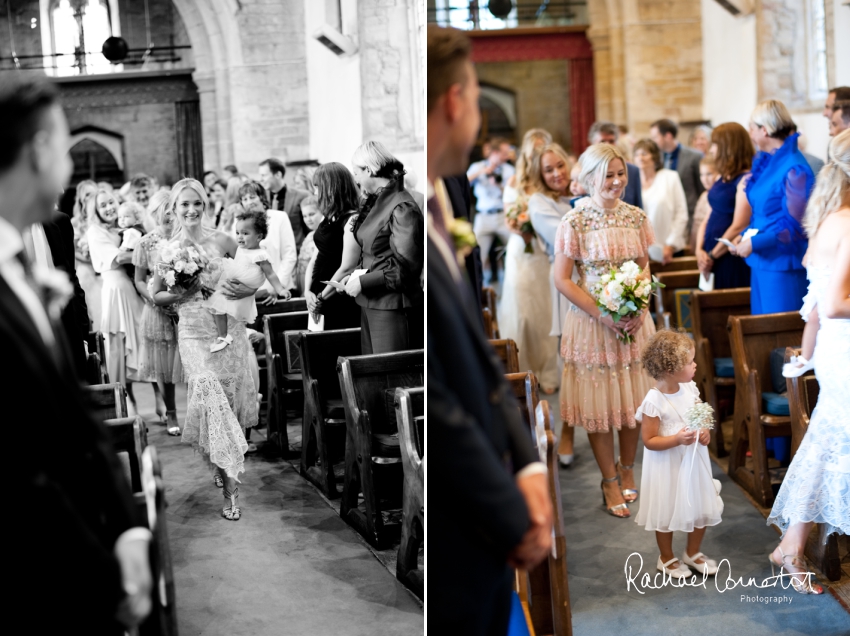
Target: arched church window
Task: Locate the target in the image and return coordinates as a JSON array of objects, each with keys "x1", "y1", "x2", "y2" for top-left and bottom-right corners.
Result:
[
  {"x1": 43, "y1": 0, "x2": 120, "y2": 76},
  {"x1": 809, "y1": 0, "x2": 828, "y2": 97}
]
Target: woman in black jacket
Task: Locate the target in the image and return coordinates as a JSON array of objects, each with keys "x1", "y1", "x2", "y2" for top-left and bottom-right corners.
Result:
[{"x1": 344, "y1": 141, "x2": 424, "y2": 353}]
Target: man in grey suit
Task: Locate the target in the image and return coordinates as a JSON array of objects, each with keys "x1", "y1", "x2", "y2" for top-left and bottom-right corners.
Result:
[
  {"x1": 650, "y1": 119, "x2": 704, "y2": 235},
  {"x1": 259, "y1": 157, "x2": 311, "y2": 251}
]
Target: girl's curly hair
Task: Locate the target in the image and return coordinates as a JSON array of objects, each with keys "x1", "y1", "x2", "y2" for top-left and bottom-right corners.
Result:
[
  {"x1": 235, "y1": 208, "x2": 268, "y2": 238},
  {"x1": 641, "y1": 329, "x2": 694, "y2": 380}
]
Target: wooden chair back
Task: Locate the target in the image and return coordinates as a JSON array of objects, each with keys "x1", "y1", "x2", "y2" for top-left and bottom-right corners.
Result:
[
  {"x1": 299, "y1": 328, "x2": 362, "y2": 497},
  {"x1": 85, "y1": 331, "x2": 109, "y2": 384},
  {"x1": 653, "y1": 270, "x2": 700, "y2": 330},
  {"x1": 482, "y1": 306, "x2": 498, "y2": 339},
  {"x1": 250, "y1": 297, "x2": 308, "y2": 329},
  {"x1": 104, "y1": 415, "x2": 147, "y2": 493},
  {"x1": 84, "y1": 383, "x2": 127, "y2": 424},
  {"x1": 650, "y1": 256, "x2": 698, "y2": 275},
  {"x1": 395, "y1": 386, "x2": 424, "y2": 599},
  {"x1": 337, "y1": 350, "x2": 424, "y2": 547},
  {"x1": 490, "y1": 338, "x2": 520, "y2": 374},
  {"x1": 691, "y1": 287, "x2": 751, "y2": 456},
  {"x1": 138, "y1": 446, "x2": 178, "y2": 636},
  {"x1": 482, "y1": 286, "x2": 500, "y2": 337},
  {"x1": 727, "y1": 312, "x2": 803, "y2": 506}
]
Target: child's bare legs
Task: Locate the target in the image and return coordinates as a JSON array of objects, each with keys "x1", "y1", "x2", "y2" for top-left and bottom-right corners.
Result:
[
  {"x1": 656, "y1": 531, "x2": 678, "y2": 565},
  {"x1": 210, "y1": 312, "x2": 233, "y2": 352},
  {"x1": 685, "y1": 526, "x2": 708, "y2": 563}
]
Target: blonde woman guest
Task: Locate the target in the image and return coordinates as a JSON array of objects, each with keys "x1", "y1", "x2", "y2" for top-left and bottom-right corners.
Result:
[
  {"x1": 86, "y1": 188, "x2": 143, "y2": 413},
  {"x1": 499, "y1": 132, "x2": 561, "y2": 394},
  {"x1": 554, "y1": 143, "x2": 656, "y2": 518},
  {"x1": 505, "y1": 128, "x2": 552, "y2": 201},
  {"x1": 765, "y1": 128, "x2": 850, "y2": 595},
  {"x1": 72, "y1": 179, "x2": 102, "y2": 329},
  {"x1": 151, "y1": 178, "x2": 257, "y2": 520},
  {"x1": 633, "y1": 138, "x2": 688, "y2": 264},
  {"x1": 133, "y1": 190, "x2": 183, "y2": 434},
  {"x1": 346, "y1": 141, "x2": 424, "y2": 353},
  {"x1": 527, "y1": 142, "x2": 579, "y2": 465}
]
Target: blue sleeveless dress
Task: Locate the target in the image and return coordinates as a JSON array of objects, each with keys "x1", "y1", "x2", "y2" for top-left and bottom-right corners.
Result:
[{"x1": 704, "y1": 175, "x2": 751, "y2": 289}]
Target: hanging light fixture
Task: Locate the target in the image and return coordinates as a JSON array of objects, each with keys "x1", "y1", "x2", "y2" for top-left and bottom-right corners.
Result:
[{"x1": 488, "y1": 0, "x2": 514, "y2": 19}]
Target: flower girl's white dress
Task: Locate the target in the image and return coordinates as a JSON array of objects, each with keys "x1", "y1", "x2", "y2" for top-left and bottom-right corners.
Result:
[
  {"x1": 767, "y1": 265, "x2": 850, "y2": 540},
  {"x1": 634, "y1": 381, "x2": 724, "y2": 532},
  {"x1": 203, "y1": 247, "x2": 269, "y2": 324}
]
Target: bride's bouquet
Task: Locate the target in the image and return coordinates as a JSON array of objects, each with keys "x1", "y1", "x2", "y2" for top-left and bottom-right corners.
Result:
[
  {"x1": 156, "y1": 242, "x2": 209, "y2": 297},
  {"x1": 505, "y1": 199, "x2": 535, "y2": 253},
  {"x1": 590, "y1": 260, "x2": 663, "y2": 343}
]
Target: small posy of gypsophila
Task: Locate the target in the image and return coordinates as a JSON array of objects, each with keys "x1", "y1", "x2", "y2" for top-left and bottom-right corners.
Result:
[
  {"x1": 447, "y1": 217, "x2": 477, "y2": 265},
  {"x1": 31, "y1": 265, "x2": 74, "y2": 322},
  {"x1": 684, "y1": 401, "x2": 716, "y2": 432}
]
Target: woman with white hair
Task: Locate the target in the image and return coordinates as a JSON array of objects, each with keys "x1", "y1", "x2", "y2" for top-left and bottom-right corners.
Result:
[
  {"x1": 86, "y1": 188, "x2": 143, "y2": 414},
  {"x1": 345, "y1": 141, "x2": 424, "y2": 353},
  {"x1": 765, "y1": 129, "x2": 850, "y2": 595},
  {"x1": 731, "y1": 99, "x2": 815, "y2": 314},
  {"x1": 151, "y1": 178, "x2": 258, "y2": 521},
  {"x1": 553, "y1": 143, "x2": 656, "y2": 519}
]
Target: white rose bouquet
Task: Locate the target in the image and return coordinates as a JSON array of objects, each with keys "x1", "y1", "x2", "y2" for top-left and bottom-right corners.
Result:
[
  {"x1": 590, "y1": 260, "x2": 664, "y2": 343},
  {"x1": 156, "y1": 242, "x2": 209, "y2": 298}
]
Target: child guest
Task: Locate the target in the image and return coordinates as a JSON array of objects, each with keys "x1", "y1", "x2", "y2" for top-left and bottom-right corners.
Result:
[
  {"x1": 635, "y1": 330, "x2": 724, "y2": 579},
  {"x1": 295, "y1": 195, "x2": 323, "y2": 295}
]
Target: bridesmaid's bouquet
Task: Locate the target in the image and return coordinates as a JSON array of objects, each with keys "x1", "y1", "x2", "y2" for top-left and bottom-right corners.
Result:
[
  {"x1": 157, "y1": 243, "x2": 209, "y2": 296},
  {"x1": 590, "y1": 260, "x2": 663, "y2": 343},
  {"x1": 505, "y1": 200, "x2": 535, "y2": 253}
]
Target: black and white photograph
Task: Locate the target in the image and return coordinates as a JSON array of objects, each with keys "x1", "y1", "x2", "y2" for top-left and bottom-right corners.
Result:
[{"x1": 3, "y1": 0, "x2": 424, "y2": 634}]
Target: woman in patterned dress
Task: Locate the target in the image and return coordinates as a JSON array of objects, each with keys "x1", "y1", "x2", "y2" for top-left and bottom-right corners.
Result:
[
  {"x1": 553, "y1": 143, "x2": 656, "y2": 518},
  {"x1": 151, "y1": 179, "x2": 258, "y2": 521},
  {"x1": 133, "y1": 190, "x2": 183, "y2": 434}
]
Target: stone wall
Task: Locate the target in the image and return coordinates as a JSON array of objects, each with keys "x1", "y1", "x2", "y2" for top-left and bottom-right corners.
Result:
[{"x1": 474, "y1": 60, "x2": 573, "y2": 151}]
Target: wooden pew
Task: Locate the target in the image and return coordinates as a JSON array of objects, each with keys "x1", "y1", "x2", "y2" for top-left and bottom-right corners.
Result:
[
  {"x1": 395, "y1": 386, "x2": 424, "y2": 599},
  {"x1": 84, "y1": 383, "x2": 128, "y2": 424},
  {"x1": 691, "y1": 288, "x2": 751, "y2": 457},
  {"x1": 104, "y1": 415, "x2": 148, "y2": 493},
  {"x1": 482, "y1": 286, "x2": 500, "y2": 338},
  {"x1": 138, "y1": 445, "x2": 178, "y2": 636},
  {"x1": 727, "y1": 313, "x2": 803, "y2": 507},
  {"x1": 263, "y1": 311, "x2": 309, "y2": 455},
  {"x1": 505, "y1": 372, "x2": 572, "y2": 636},
  {"x1": 85, "y1": 331, "x2": 109, "y2": 384},
  {"x1": 650, "y1": 255, "x2": 698, "y2": 275},
  {"x1": 653, "y1": 270, "x2": 701, "y2": 330},
  {"x1": 489, "y1": 338, "x2": 520, "y2": 373},
  {"x1": 299, "y1": 328, "x2": 361, "y2": 498},
  {"x1": 783, "y1": 348, "x2": 841, "y2": 582},
  {"x1": 337, "y1": 350, "x2": 424, "y2": 548}
]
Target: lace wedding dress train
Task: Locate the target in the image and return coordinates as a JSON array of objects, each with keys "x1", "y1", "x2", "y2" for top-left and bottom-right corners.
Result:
[{"x1": 766, "y1": 265, "x2": 850, "y2": 540}]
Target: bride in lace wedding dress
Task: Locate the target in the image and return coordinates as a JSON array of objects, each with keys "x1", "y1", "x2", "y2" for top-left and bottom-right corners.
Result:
[
  {"x1": 152, "y1": 179, "x2": 258, "y2": 521},
  {"x1": 766, "y1": 130, "x2": 850, "y2": 594}
]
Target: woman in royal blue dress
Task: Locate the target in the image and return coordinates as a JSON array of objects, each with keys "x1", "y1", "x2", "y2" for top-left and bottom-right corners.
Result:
[
  {"x1": 731, "y1": 100, "x2": 814, "y2": 312},
  {"x1": 695, "y1": 122, "x2": 753, "y2": 289}
]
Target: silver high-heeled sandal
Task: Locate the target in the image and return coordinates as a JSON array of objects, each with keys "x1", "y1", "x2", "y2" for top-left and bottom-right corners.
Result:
[
  {"x1": 222, "y1": 487, "x2": 241, "y2": 521},
  {"x1": 601, "y1": 475, "x2": 629, "y2": 518},
  {"x1": 768, "y1": 547, "x2": 823, "y2": 594},
  {"x1": 617, "y1": 457, "x2": 638, "y2": 503}
]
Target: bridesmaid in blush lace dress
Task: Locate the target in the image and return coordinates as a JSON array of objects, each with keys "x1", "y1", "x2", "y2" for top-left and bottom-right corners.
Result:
[
  {"x1": 152, "y1": 179, "x2": 258, "y2": 521},
  {"x1": 553, "y1": 143, "x2": 656, "y2": 519}
]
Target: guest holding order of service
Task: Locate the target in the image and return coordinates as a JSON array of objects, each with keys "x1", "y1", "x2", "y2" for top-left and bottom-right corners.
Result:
[
  {"x1": 345, "y1": 141, "x2": 424, "y2": 354},
  {"x1": 554, "y1": 143, "x2": 656, "y2": 519},
  {"x1": 731, "y1": 100, "x2": 815, "y2": 312}
]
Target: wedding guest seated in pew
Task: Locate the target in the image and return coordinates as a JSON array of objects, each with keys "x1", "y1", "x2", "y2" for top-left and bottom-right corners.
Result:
[
  {"x1": 3, "y1": 74, "x2": 153, "y2": 633},
  {"x1": 765, "y1": 129, "x2": 850, "y2": 595},
  {"x1": 428, "y1": 25, "x2": 552, "y2": 634},
  {"x1": 305, "y1": 162, "x2": 363, "y2": 330}
]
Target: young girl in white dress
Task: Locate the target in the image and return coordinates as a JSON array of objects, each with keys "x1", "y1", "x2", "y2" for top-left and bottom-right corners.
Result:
[
  {"x1": 634, "y1": 330, "x2": 724, "y2": 579},
  {"x1": 204, "y1": 209, "x2": 291, "y2": 352}
]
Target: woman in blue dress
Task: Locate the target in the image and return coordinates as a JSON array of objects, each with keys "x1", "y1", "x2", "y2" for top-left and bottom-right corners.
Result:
[
  {"x1": 695, "y1": 122, "x2": 753, "y2": 289},
  {"x1": 731, "y1": 100, "x2": 814, "y2": 312}
]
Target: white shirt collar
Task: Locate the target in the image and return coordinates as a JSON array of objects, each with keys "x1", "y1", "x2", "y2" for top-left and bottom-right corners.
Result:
[{"x1": 0, "y1": 215, "x2": 24, "y2": 264}]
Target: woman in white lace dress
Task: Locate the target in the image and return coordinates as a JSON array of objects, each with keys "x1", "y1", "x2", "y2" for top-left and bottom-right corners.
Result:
[
  {"x1": 766, "y1": 129, "x2": 850, "y2": 594},
  {"x1": 152, "y1": 179, "x2": 258, "y2": 521}
]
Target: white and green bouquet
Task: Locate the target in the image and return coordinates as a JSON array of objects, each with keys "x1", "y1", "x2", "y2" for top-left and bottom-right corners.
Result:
[
  {"x1": 590, "y1": 260, "x2": 663, "y2": 343},
  {"x1": 156, "y1": 242, "x2": 209, "y2": 297}
]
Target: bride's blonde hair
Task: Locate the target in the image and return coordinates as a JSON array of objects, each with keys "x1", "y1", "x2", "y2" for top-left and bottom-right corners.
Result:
[
  {"x1": 168, "y1": 178, "x2": 209, "y2": 228},
  {"x1": 804, "y1": 128, "x2": 850, "y2": 238}
]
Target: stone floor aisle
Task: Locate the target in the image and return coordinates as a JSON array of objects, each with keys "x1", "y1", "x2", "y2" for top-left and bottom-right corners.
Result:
[{"x1": 133, "y1": 383, "x2": 423, "y2": 636}]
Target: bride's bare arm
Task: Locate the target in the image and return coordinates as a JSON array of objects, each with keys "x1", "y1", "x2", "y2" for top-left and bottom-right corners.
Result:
[
  {"x1": 553, "y1": 253, "x2": 623, "y2": 334},
  {"x1": 821, "y1": 213, "x2": 850, "y2": 319}
]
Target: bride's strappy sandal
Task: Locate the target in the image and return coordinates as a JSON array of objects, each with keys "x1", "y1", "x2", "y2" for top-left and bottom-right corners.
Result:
[
  {"x1": 769, "y1": 547, "x2": 823, "y2": 594},
  {"x1": 617, "y1": 457, "x2": 639, "y2": 503},
  {"x1": 213, "y1": 473, "x2": 224, "y2": 488},
  {"x1": 222, "y1": 487, "x2": 241, "y2": 521}
]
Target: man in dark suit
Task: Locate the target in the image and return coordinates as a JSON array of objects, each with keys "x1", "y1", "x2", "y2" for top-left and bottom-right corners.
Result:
[
  {"x1": 258, "y1": 157, "x2": 311, "y2": 251},
  {"x1": 428, "y1": 26, "x2": 553, "y2": 635},
  {"x1": 33, "y1": 209, "x2": 90, "y2": 378},
  {"x1": 588, "y1": 120, "x2": 644, "y2": 209},
  {"x1": 2, "y1": 75, "x2": 152, "y2": 634},
  {"x1": 650, "y1": 118, "x2": 705, "y2": 234}
]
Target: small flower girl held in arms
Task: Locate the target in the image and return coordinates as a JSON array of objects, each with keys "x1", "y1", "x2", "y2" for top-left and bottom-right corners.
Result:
[
  {"x1": 204, "y1": 209, "x2": 291, "y2": 352},
  {"x1": 634, "y1": 330, "x2": 724, "y2": 580}
]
